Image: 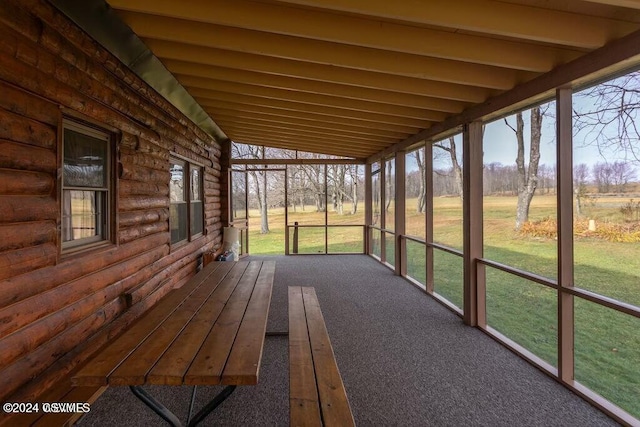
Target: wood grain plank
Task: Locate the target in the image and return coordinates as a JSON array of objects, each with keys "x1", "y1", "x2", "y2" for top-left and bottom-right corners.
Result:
[
  {"x1": 289, "y1": 286, "x2": 322, "y2": 427},
  {"x1": 4, "y1": 376, "x2": 75, "y2": 427},
  {"x1": 184, "y1": 261, "x2": 262, "y2": 385},
  {"x1": 107, "y1": 262, "x2": 248, "y2": 385},
  {"x1": 31, "y1": 385, "x2": 106, "y2": 427},
  {"x1": 72, "y1": 262, "x2": 232, "y2": 386},
  {"x1": 146, "y1": 262, "x2": 250, "y2": 385},
  {"x1": 302, "y1": 287, "x2": 355, "y2": 427},
  {"x1": 221, "y1": 261, "x2": 275, "y2": 385}
]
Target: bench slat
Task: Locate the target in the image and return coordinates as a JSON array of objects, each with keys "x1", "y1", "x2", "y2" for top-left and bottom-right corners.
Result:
[
  {"x1": 289, "y1": 286, "x2": 322, "y2": 427},
  {"x1": 147, "y1": 262, "x2": 251, "y2": 385},
  {"x1": 72, "y1": 262, "x2": 233, "y2": 386},
  {"x1": 108, "y1": 262, "x2": 249, "y2": 385},
  {"x1": 184, "y1": 261, "x2": 262, "y2": 385},
  {"x1": 221, "y1": 261, "x2": 276, "y2": 385},
  {"x1": 301, "y1": 287, "x2": 355, "y2": 427}
]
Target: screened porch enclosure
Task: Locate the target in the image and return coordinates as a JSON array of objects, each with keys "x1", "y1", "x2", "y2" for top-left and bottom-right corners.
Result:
[
  {"x1": 226, "y1": 70, "x2": 640, "y2": 423},
  {"x1": 229, "y1": 149, "x2": 366, "y2": 256},
  {"x1": 2, "y1": 1, "x2": 640, "y2": 426}
]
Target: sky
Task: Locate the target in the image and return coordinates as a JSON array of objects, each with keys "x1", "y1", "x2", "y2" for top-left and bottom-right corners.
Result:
[{"x1": 404, "y1": 89, "x2": 639, "y2": 176}]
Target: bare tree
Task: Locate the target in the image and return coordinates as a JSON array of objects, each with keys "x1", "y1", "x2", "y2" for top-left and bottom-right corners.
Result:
[
  {"x1": 505, "y1": 107, "x2": 543, "y2": 230},
  {"x1": 433, "y1": 137, "x2": 463, "y2": 200},
  {"x1": 573, "y1": 163, "x2": 590, "y2": 216},
  {"x1": 413, "y1": 149, "x2": 426, "y2": 213},
  {"x1": 232, "y1": 143, "x2": 269, "y2": 233},
  {"x1": 611, "y1": 161, "x2": 636, "y2": 192},
  {"x1": 573, "y1": 72, "x2": 640, "y2": 163},
  {"x1": 348, "y1": 165, "x2": 360, "y2": 215},
  {"x1": 385, "y1": 160, "x2": 394, "y2": 213},
  {"x1": 592, "y1": 162, "x2": 613, "y2": 193}
]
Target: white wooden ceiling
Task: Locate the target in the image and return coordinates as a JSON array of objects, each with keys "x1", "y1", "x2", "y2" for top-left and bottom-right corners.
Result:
[{"x1": 105, "y1": 0, "x2": 640, "y2": 159}]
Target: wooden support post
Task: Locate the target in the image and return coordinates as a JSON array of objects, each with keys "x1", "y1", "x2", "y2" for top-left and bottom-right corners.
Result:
[
  {"x1": 364, "y1": 163, "x2": 372, "y2": 255},
  {"x1": 380, "y1": 159, "x2": 386, "y2": 264},
  {"x1": 425, "y1": 142, "x2": 434, "y2": 294},
  {"x1": 395, "y1": 151, "x2": 406, "y2": 276},
  {"x1": 463, "y1": 121, "x2": 484, "y2": 327},
  {"x1": 556, "y1": 87, "x2": 575, "y2": 384}
]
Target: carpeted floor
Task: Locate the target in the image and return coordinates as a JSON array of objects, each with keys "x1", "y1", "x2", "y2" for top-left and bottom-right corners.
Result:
[{"x1": 78, "y1": 255, "x2": 618, "y2": 426}]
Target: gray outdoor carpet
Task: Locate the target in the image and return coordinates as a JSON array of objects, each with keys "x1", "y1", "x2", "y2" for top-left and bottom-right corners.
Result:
[{"x1": 78, "y1": 255, "x2": 618, "y2": 426}]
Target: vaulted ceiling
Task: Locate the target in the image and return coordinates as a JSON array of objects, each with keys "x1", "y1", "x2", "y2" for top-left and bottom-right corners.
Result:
[{"x1": 103, "y1": 0, "x2": 640, "y2": 159}]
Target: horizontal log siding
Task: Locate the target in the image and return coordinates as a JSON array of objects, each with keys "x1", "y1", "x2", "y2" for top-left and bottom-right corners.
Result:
[{"x1": 0, "y1": 0, "x2": 224, "y2": 416}]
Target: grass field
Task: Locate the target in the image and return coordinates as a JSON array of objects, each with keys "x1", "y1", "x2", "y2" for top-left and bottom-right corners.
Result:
[{"x1": 245, "y1": 194, "x2": 639, "y2": 418}]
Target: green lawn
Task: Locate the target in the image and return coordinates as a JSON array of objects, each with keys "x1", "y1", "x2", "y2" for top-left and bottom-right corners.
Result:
[{"x1": 244, "y1": 194, "x2": 640, "y2": 419}]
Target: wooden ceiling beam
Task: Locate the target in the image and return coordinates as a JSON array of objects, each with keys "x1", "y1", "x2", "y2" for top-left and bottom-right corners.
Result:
[
  {"x1": 203, "y1": 102, "x2": 420, "y2": 134},
  {"x1": 107, "y1": 0, "x2": 582, "y2": 71},
  {"x1": 163, "y1": 59, "x2": 467, "y2": 112},
  {"x1": 269, "y1": 0, "x2": 638, "y2": 48},
  {"x1": 214, "y1": 117, "x2": 399, "y2": 144},
  {"x1": 218, "y1": 121, "x2": 394, "y2": 145},
  {"x1": 180, "y1": 76, "x2": 447, "y2": 120},
  {"x1": 227, "y1": 131, "x2": 380, "y2": 157},
  {"x1": 146, "y1": 39, "x2": 493, "y2": 102},
  {"x1": 205, "y1": 108, "x2": 409, "y2": 139},
  {"x1": 193, "y1": 91, "x2": 431, "y2": 128},
  {"x1": 228, "y1": 139, "x2": 376, "y2": 158},
  {"x1": 583, "y1": 0, "x2": 640, "y2": 8},
  {"x1": 119, "y1": 11, "x2": 530, "y2": 89}
]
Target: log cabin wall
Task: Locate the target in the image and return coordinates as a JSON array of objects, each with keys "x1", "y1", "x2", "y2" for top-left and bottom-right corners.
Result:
[{"x1": 0, "y1": 0, "x2": 224, "y2": 411}]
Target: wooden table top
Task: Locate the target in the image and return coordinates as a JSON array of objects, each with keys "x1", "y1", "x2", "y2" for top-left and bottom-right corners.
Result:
[{"x1": 72, "y1": 260, "x2": 275, "y2": 387}]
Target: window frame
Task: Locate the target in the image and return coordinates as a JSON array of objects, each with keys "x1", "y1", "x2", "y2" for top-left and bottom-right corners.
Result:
[
  {"x1": 60, "y1": 119, "x2": 114, "y2": 253},
  {"x1": 170, "y1": 155, "x2": 205, "y2": 246}
]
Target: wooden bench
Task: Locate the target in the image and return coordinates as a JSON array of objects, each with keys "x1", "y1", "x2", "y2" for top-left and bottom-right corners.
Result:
[
  {"x1": 288, "y1": 286, "x2": 355, "y2": 427},
  {"x1": 72, "y1": 260, "x2": 275, "y2": 426},
  {"x1": 6, "y1": 374, "x2": 106, "y2": 427}
]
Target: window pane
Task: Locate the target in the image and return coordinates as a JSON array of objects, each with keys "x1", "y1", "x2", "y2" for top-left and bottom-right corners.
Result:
[
  {"x1": 483, "y1": 103, "x2": 558, "y2": 280},
  {"x1": 231, "y1": 171, "x2": 247, "y2": 221},
  {"x1": 170, "y1": 161, "x2": 187, "y2": 244},
  {"x1": 384, "y1": 158, "x2": 395, "y2": 232},
  {"x1": 433, "y1": 134, "x2": 463, "y2": 250},
  {"x1": 575, "y1": 299, "x2": 640, "y2": 419},
  {"x1": 406, "y1": 240, "x2": 426, "y2": 286},
  {"x1": 289, "y1": 226, "x2": 325, "y2": 254},
  {"x1": 573, "y1": 73, "x2": 640, "y2": 308},
  {"x1": 372, "y1": 171, "x2": 380, "y2": 227},
  {"x1": 405, "y1": 148, "x2": 426, "y2": 239},
  {"x1": 265, "y1": 146, "x2": 296, "y2": 159},
  {"x1": 327, "y1": 226, "x2": 363, "y2": 253},
  {"x1": 63, "y1": 128, "x2": 107, "y2": 188},
  {"x1": 384, "y1": 232, "x2": 395, "y2": 268},
  {"x1": 191, "y1": 201, "x2": 203, "y2": 236},
  {"x1": 327, "y1": 165, "x2": 364, "y2": 225},
  {"x1": 170, "y1": 163, "x2": 185, "y2": 202},
  {"x1": 171, "y1": 202, "x2": 188, "y2": 244},
  {"x1": 486, "y1": 266, "x2": 557, "y2": 367},
  {"x1": 62, "y1": 190, "x2": 105, "y2": 242},
  {"x1": 433, "y1": 249, "x2": 463, "y2": 310},
  {"x1": 287, "y1": 165, "x2": 326, "y2": 225},
  {"x1": 190, "y1": 167, "x2": 201, "y2": 201},
  {"x1": 371, "y1": 228, "x2": 381, "y2": 259}
]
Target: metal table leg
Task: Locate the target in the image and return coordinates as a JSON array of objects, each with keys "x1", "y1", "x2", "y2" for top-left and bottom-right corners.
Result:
[
  {"x1": 187, "y1": 386, "x2": 236, "y2": 427},
  {"x1": 129, "y1": 384, "x2": 237, "y2": 427},
  {"x1": 130, "y1": 385, "x2": 182, "y2": 427}
]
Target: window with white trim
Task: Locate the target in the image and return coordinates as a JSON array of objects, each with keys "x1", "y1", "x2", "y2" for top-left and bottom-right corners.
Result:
[
  {"x1": 61, "y1": 120, "x2": 112, "y2": 251},
  {"x1": 170, "y1": 158, "x2": 204, "y2": 245}
]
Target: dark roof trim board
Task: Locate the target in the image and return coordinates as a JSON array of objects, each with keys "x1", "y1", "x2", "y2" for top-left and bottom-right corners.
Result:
[{"x1": 49, "y1": 0, "x2": 228, "y2": 143}]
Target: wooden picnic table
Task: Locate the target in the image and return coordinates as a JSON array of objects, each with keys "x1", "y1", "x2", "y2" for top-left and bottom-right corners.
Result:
[{"x1": 72, "y1": 260, "x2": 275, "y2": 427}]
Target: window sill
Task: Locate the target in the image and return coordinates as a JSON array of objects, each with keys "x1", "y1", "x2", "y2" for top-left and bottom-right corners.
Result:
[{"x1": 59, "y1": 240, "x2": 116, "y2": 263}]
